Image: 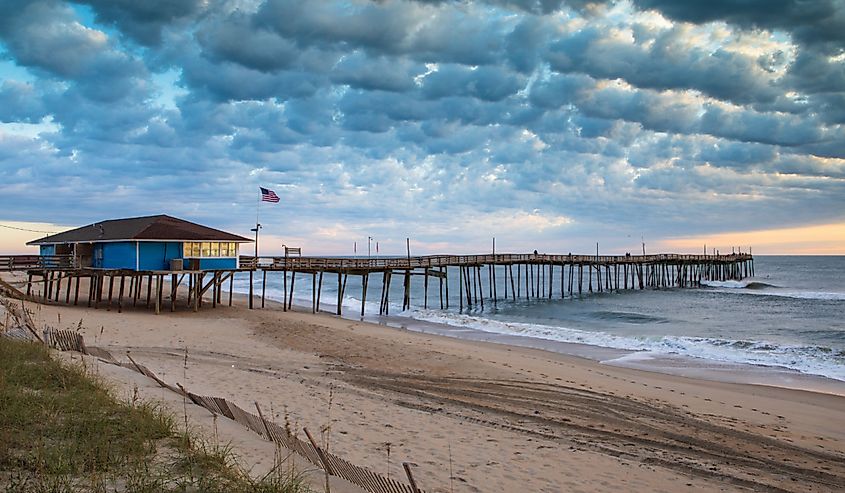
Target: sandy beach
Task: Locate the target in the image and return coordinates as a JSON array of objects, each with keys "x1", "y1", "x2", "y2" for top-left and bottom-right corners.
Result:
[{"x1": 5, "y1": 276, "x2": 845, "y2": 493}]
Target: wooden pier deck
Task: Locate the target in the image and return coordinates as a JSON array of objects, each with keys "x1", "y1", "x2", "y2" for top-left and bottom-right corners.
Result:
[
  {"x1": 247, "y1": 252, "x2": 754, "y2": 317},
  {"x1": 1, "y1": 252, "x2": 753, "y2": 316}
]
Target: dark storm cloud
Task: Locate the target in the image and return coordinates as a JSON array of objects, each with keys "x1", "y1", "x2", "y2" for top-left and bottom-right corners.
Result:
[
  {"x1": 0, "y1": 1, "x2": 139, "y2": 80},
  {"x1": 257, "y1": 0, "x2": 419, "y2": 52},
  {"x1": 78, "y1": 0, "x2": 203, "y2": 46},
  {"x1": 196, "y1": 14, "x2": 300, "y2": 73},
  {"x1": 630, "y1": 0, "x2": 845, "y2": 51},
  {"x1": 545, "y1": 25, "x2": 781, "y2": 106},
  {"x1": 330, "y1": 53, "x2": 424, "y2": 92},
  {"x1": 624, "y1": 0, "x2": 845, "y2": 121}
]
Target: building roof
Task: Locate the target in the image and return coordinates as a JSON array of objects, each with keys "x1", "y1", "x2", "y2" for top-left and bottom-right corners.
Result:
[{"x1": 27, "y1": 215, "x2": 252, "y2": 245}]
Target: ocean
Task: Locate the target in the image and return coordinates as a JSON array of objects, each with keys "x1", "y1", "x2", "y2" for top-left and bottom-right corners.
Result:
[{"x1": 233, "y1": 255, "x2": 845, "y2": 391}]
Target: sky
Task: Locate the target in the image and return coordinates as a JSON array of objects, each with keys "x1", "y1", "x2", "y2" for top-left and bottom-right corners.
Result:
[{"x1": 0, "y1": 0, "x2": 843, "y2": 256}]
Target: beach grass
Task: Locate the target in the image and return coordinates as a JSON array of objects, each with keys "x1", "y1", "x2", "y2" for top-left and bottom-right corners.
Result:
[{"x1": 0, "y1": 337, "x2": 310, "y2": 492}]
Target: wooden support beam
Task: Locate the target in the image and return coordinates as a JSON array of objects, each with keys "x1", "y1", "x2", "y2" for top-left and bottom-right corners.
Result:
[
  {"x1": 578, "y1": 264, "x2": 583, "y2": 296},
  {"x1": 557, "y1": 264, "x2": 562, "y2": 298},
  {"x1": 261, "y1": 269, "x2": 267, "y2": 308},
  {"x1": 97, "y1": 274, "x2": 105, "y2": 308},
  {"x1": 54, "y1": 272, "x2": 62, "y2": 302},
  {"x1": 117, "y1": 275, "x2": 125, "y2": 313},
  {"x1": 337, "y1": 272, "x2": 343, "y2": 315},
  {"x1": 458, "y1": 266, "x2": 464, "y2": 312},
  {"x1": 154, "y1": 274, "x2": 162, "y2": 315},
  {"x1": 438, "y1": 266, "x2": 444, "y2": 309},
  {"x1": 424, "y1": 268, "x2": 429, "y2": 309},
  {"x1": 528, "y1": 262, "x2": 534, "y2": 298},
  {"x1": 382, "y1": 271, "x2": 391, "y2": 315},
  {"x1": 211, "y1": 272, "x2": 218, "y2": 308},
  {"x1": 248, "y1": 270, "x2": 254, "y2": 309},
  {"x1": 492, "y1": 263, "x2": 498, "y2": 307},
  {"x1": 524, "y1": 263, "x2": 529, "y2": 300},
  {"x1": 131, "y1": 276, "x2": 138, "y2": 307},
  {"x1": 65, "y1": 274, "x2": 72, "y2": 304},
  {"x1": 228, "y1": 273, "x2": 234, "y2": 306},
  {"x1": 402, "y1": 269, "x2": 411, "y2": 311},
  {"x1": 282, "y1": 268, "x2": 288, "y2": 312},
  {"x1": 198, "y1": 272, "x2": 216, "y2": 298},
  {"x1": 107, "y1": 274, "x2": 115, "y2": 309},
  {"x1": 288, "y1": 271, "x2": 296, "y2": 310},
  {"x1": 316, "y1": 271, "x2": 323, "y2": 312},
  {"x1": 360, "y1": 273, "x2": 368, "y2": 317},
  {"x1": 477, "y1": 265, "x2": 484, "y2": 309},
  {"x1": 171, "y1": 274, "x2": 178, "y2": 312},
  {"x1": 444, "y1": 266, "x2": 449, "y2": 309},
  {"x1": 87, "y1": 273, "x2": 94, "y2": 307},
  {"x1": 146, "y1": 274, "x2": 153, "y2": 308},
  {"x1": 509, "y1": 264, "x2": 516, "y2": 301},
  {"x1": 488, "y1": 264, "x2": 494, "y2": 307}
]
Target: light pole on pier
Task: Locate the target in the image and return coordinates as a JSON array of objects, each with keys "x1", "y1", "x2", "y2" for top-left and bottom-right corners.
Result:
[{"x1": 251, "y1": 223, "x2": 262, "y2": 259}]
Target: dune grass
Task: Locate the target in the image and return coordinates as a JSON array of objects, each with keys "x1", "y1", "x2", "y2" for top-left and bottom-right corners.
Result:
[{"x1": 0, "y1": 337, "x2": 310, "y2": 493}]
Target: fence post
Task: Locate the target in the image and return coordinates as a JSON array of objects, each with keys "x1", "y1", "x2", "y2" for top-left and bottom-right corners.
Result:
[
  {"x1": 304, "y1": 427, "x2": 333, "y2": 493},
  {"x1": 403, "y1": 462, "x2": 421, "y2": 493},
  {"x1": 254, "y1": 401, "x2": 273, "y2": 440}
]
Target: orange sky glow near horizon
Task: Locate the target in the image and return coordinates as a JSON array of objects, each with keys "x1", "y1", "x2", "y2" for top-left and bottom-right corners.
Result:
[{"x1": 2, "y1": 220, "x2": 843, "y2": 256}]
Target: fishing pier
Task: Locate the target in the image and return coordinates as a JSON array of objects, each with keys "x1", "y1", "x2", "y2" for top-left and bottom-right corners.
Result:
[
  {"x1": 2, "y1": 252, "x2": 753, "y2": 316},
  {"x1": 240, "y1": 251, "x2": 753, "y2": 316}
]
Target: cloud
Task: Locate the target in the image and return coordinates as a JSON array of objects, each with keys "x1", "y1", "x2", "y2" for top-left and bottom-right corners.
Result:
[
  {"x1": 0, "y1": 81, "x2": 48, "y2": 122},
  {"x1": 629, "y1": 0, "x2": 845, "y2": 51},
  {"x1": 78, "y1": 0, "x2": 204, "y2": 46},
  {"x1": 0, "y1": 0, "x2": 843, "y2": 255}
]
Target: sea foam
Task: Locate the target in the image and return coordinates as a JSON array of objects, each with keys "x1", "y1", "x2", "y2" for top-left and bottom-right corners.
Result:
[{"x1": 396, "y1": 307, "x2": 845, "y2": 382}]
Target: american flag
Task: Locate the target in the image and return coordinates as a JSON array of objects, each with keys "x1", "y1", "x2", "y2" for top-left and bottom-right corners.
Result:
[{"x1": 260, "y1": 187, "x2": 280, "y2": 203}]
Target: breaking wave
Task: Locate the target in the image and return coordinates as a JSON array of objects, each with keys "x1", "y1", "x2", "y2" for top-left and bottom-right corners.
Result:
[
  {"x1": 396, "y1": 308, "x2": 845, "y2": 382},
  {"x1": 701, "y1": 279, "x2": 845, "y2": 301}
]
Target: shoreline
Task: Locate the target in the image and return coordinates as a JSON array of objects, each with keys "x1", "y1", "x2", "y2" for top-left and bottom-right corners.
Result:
[{"x1": 255, "y1": 289, "x2": 845, "y2": 397}]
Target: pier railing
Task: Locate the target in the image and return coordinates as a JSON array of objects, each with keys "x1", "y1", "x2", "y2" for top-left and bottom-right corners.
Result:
[
  {"x1": 0, "y1": 255, "x2": 76, "y2": 271},
  {"x1": 259, "y1": 252, "x2": 753, "y2": 271}
]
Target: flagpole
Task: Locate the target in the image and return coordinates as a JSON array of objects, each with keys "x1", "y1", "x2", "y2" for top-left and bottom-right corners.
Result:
[{"x1": 254, "y1": 190, "x2": 261, "y2": 260}]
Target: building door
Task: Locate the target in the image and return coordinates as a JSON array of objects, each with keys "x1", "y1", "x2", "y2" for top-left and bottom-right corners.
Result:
[
  {"x1": 76, "y1": 243, "x2": 94, "y2": 268},
  {"x1": 93, "y1": 244, "x2": 103, "y2": 268}
]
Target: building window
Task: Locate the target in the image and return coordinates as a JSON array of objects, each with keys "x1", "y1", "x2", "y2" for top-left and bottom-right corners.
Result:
[{"x1": 183, "y1": 242, "x2": 238, "y2": 258}]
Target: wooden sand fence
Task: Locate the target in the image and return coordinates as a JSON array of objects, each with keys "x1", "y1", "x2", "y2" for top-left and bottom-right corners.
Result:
[{"x1": 29, "y1": 327, "x2": 427, "y2": 493}]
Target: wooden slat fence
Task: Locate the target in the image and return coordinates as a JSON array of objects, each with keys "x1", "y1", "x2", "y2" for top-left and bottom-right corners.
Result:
[
  {"x1": 27, "y1": 328, "x2": 427, "y2": 493},
  {"x1": 43, "y1": 327, "x2": 86, "y2": 353}
]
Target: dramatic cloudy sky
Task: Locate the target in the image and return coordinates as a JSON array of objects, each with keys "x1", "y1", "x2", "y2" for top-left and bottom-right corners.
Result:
[{"x1": 1, "y1": 0, "x2": 843, "y2": 254}]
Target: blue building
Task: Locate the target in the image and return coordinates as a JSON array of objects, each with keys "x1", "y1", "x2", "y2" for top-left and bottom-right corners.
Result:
[{"x1": 27, "y1": 215, "x2": 252, "y2": 271}]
